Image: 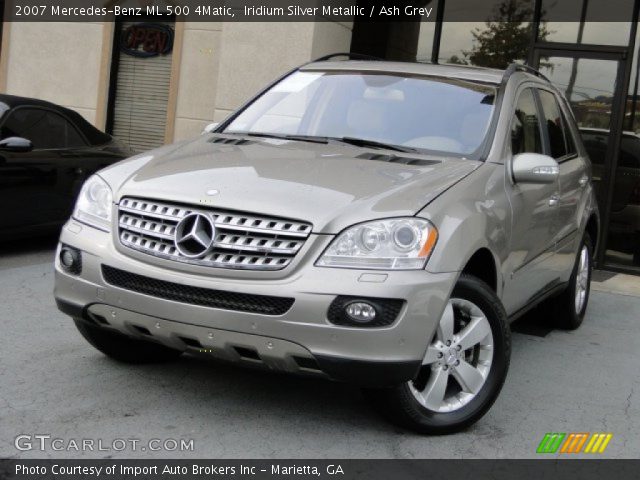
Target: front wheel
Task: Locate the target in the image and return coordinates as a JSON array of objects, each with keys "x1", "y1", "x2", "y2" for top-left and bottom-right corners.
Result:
[{"x1": 365, "y1": 274, "x2": 511, "y2": 434}]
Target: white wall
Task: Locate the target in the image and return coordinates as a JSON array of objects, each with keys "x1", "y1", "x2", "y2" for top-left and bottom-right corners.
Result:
[
  {"x1": 172, "y1": 22, "x2": 223, "y2": 140},
  {"x1": 3, "y1": 22, "x2": 105, "y2": 125}
]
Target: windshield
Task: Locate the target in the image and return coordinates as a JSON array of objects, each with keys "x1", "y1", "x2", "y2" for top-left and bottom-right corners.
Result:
[{"x1": 224, "y1": 70, "x2": 497, "y2": 158}]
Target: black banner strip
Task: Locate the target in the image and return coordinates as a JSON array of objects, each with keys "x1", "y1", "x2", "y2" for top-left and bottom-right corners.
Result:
[
  {"x1": 4, "y1": 0, "x2": 640, "y2": 22},
  {"x1": 2, "y1": 459, "x2": 640, "y2": 480}
]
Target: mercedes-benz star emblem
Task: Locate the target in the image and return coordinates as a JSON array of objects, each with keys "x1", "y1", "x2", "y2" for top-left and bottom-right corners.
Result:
[{"x1": 174, "y1": 213, "x2": 216, "y2": 258}]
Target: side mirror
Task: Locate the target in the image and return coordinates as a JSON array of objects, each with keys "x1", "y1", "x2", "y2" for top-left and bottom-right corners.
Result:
[
  {"x1": 202, "y1": 122, "x2": 220, "y2": 135},
  {"x1": 512, "y1": 153, "x2": 559, "y2": 184},
  {"x1": 0, "y1": 137, "x2": 34, "y2": 153}
]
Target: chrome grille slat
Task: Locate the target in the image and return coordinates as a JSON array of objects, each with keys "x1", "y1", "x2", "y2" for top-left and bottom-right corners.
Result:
[
  {"x1": 117, "y1": 197, "x2": 312, "y2": 271},
  {"x1": 119, "y1": 205, "x2": 187, "y2": 223},
  {"x1": 119, "y1": 216, "x2": 176, "y2": 240},
  {"x1": 214, "y1": 232, "x2": 304, "y2": 255},
  {"x1": 216, "y1": 223, "x2": 310, "y2": 238}
]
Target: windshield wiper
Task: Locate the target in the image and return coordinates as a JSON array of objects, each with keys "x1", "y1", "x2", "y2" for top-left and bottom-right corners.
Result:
[
  {"x1": 243, "y1": 132, "x2": 329, "y2": 144},
  {"x1": 232, "y1": 132, "x2": 417, "y2": 152},
  {"x1": 332, "y1": 137, "x2": 418, "y2": 153}
]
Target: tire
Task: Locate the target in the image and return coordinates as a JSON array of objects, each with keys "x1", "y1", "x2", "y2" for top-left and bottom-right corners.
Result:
[
  {"x1": 74, "y1": 319, "x2": 183, "y2": 364},
  {"x1": 550, "y1": 235, "x2": 593, "y2": 330},
  {"x1": 364, "y1": 274, "x2": 511, "y2": 435}
]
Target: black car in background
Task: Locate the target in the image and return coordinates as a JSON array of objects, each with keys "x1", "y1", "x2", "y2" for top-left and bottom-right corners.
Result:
[{"x1": 0, "y1": 94, "x2": 133, "y2": 240}]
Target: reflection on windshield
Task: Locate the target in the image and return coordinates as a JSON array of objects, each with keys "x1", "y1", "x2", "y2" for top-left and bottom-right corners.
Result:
[{"x1": 224, "y1": 71, "x2": 497, "y2": 158}]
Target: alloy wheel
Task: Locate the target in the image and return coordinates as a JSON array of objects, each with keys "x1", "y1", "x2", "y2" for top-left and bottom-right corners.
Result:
[
  {"x1": 409, "y1": 298, "x2": 494, "y2": 413},
  {"x1": 575, "y1": 245, "x2": 590, "y2": 314}
]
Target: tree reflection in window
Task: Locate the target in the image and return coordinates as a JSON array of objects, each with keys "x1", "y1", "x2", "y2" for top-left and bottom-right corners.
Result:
[{"x1": 444, "y1": 0, "x2": 550, "y2": 69}]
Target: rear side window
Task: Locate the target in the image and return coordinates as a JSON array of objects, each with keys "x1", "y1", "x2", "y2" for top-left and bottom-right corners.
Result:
[
  {"x1": 560, "y1": 107, "x2": 577, "y2": 156},
  {"x1": 538, "y1": 90, "x2": 571, "y2": 159},
  {"x1": 511, "y1": 88, "x2": 543, "y2": 155},
  {"x1": 0, "y1": 107, "x2": 86, "y2": 149}
]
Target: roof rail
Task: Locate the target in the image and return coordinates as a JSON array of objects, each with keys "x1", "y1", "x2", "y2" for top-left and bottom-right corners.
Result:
[
  {"x1": 311, "y1": 52, "x2": 384, "y2": 62},
  {"x1": 503, "y1": 63, "x2": 551, "y2": 84}
]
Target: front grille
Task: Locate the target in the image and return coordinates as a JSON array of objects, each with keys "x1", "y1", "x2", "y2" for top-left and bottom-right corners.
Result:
[
  {"x1": 117, "y1": 197, "x2": 312, "y2": 271},
  {"x1": 102, "y1": 265, "x2": 295, "y2": 315}
]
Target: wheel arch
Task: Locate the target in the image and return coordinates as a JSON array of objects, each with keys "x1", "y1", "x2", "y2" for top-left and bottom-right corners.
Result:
[
  {"x1": 585, "y1": 212, "x2": 599, "y2": 255},
  {"x1": 420, "y1": 162, "x2": 508, "y2": 298},
  {"x1": 423, "y1": 209, "x2": 506, "y2": 299},
  {"x1": 461, "y1": 247, "x2": 499, "y2": 294}
]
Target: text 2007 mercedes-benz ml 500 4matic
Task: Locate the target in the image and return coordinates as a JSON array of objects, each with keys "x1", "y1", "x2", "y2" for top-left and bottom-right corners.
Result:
[{"x1": 54, "y1": 55, "x2": 599, "y2": 434}]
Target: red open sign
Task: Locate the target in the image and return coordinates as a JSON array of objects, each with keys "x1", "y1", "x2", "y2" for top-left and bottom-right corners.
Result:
[{"x1": 121, "y1": 23, "x2": 174, "y2": 58}]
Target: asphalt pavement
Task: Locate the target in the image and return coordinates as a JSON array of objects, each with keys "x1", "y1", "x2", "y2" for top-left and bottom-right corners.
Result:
[{"x1": 1, "y1": 237, "x2": 638, "y2": 459}]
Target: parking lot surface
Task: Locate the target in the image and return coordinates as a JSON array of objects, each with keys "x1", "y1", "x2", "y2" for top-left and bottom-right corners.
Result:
[{"x1": 1, "y1": 238, "x2": 639, "y2": 459}]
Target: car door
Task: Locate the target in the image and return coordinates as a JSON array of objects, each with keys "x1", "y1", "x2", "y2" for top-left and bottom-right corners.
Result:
[
  {"x1": 502, "y1": 86, "x2": 562, "y2": 315},
  {"x1": 538, "y1": 89, "x2": 589, "y2": 277},
  {"x1": 0, "y1": 107, "x2": 63, "y2": 230}
]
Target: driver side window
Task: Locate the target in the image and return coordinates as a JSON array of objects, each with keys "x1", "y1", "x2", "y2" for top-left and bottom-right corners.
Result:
[
  {"x1": 0, "y1": 107, "x2": 86, "y2": 149},
  {"x1": 511, "y1": 88, "x2": 543, "y2": 155}
]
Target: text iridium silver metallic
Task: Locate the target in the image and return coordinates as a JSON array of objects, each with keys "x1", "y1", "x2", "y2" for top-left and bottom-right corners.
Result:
[{"x1": 118, "y1": 197, "x2": 312, "y2": 270}]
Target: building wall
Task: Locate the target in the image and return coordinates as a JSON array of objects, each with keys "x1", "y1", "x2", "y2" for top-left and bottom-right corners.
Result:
[
  {"x1": 0, "y1": 20, "x2": 352, "y2": 142},
  {"x1": 2, "y1": 22, "x2": 107, "y2": 126},
  {"x1": 172, "y1": 22, "x2": 223, "y2": 141}
]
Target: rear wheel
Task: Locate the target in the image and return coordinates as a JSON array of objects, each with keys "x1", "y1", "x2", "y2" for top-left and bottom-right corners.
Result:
[
  {"x1": 550, "y1": 236, "x2": 593, "y2": 330},
  {"x1": 74, "y1": 319, "x2": 183, "y2": 364},
  {"x1": 365, "y1": 274, "x2": 510, "y2": 434}
]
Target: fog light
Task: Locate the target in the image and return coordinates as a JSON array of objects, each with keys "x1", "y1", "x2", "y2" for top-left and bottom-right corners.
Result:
[
  {"x1": 59, "y1": 246, "x2": 82, "y2": 274},
  {"x1": 328, "y1": 296, "x2": 403, "y2": 328},
  {"x1": 345, "y1": 302, "x2": 377, "y2": 323}
]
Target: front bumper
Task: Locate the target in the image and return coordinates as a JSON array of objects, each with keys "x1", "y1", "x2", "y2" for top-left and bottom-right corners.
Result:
[{"x1": 54, "y1": 220, "x2": 457, "y2": 386}]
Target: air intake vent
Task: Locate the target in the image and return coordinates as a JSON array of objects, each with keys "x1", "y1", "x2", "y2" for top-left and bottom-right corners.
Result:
[
  {"x1": 208, "y1": 137, "x2": 254, "y2": 146},
  {"x1": 101, "y1": 265, "x2": 295, "y2": 315},
  {"x1": 179, "y1": 337, "x2": 203, "y2": 348},
  {"x1": 234, "y1": 346, "x2": 261, "y2": 361},
  {"x1": 356, "y1": 153, "x2": 440, "y2": 166},
  {"x1": 132, "y1": 325, "x2": 152, "y2": 336}
]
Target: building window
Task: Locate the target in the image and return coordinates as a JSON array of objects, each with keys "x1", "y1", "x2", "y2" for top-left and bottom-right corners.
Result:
[
  {"x1": 416, "y1": 22, "x2": 436, "y2": 62},
  {"x1": 438, "y1": 0, "x2": 536, "y2": 68},
  {"x1": 540, "y1": 0, "x2": 633, "y2": 46},
  {"x1": 107, "y1": 20, "x2": 175, "y2": 153}
]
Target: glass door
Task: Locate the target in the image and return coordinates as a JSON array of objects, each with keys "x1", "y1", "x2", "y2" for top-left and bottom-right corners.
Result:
[{"x1": 533, "y1": 48, "x2": 636, "y2": 269}]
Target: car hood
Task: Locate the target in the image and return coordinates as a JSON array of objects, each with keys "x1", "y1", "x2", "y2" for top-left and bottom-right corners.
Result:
[{"x1": 101, "y1": 136, "x2": 481, "y2": 234}]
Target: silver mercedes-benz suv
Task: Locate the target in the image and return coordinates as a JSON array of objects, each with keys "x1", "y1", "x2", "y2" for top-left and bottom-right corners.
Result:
[{"x1": 54, "y1": 55, "x2": 599, "y2": 434}]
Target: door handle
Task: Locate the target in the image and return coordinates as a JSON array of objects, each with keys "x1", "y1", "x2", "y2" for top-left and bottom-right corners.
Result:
[
  {"x1": 579, "y1": 175, "x2": 589, "y2": 187},
  {"x1": 549, "y1": 194, "x2": 560, "y2": 207}
]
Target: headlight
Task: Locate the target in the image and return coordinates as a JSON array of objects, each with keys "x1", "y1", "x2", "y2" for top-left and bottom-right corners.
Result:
[
  {"x1": 73, "y1": 175, "x2": 113, "y2": 231},
  {"x1": 316, "y1": 218, "x2": 438, "y2": 270}
]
